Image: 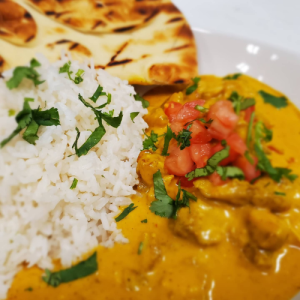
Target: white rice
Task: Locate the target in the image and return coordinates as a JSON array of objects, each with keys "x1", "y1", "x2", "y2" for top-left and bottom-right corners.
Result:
[{"x1": 0, "y1": 55, "x2": 148, "y2": 298}]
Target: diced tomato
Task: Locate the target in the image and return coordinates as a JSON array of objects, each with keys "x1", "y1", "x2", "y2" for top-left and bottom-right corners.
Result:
[
  {"x1": 189, "y1": 143, "x2": 212, "y2": 168},
  {"x1": 165, "y1": 146, "x2": 195, "y2": 176},
  {"x1": 244, "y1": 105, "x2": 255, "y2": 122},
  {"x1": 170, "y1": 121, "x2": 184, "y2": 134},
  {"x1": 175, "y1": 100, "x2": 205, "y2": 123},
  {"x1": 164, "y1": 102, "x2": 183, "y2": 122},
  {"x1": 208, "y1": 172, "x2": 229, "y2": 186},
  {"x1": 211, "y1": 143, "x2": 239, "y2": 166},
  {"x1": 226, "y1": 132, "x2": 247, "y2": 155},
  {"x1": 183, "y1": 100, "x2": 206, "y2": 109},
  {"x1": 177, "y1": 176, "x2": 196, "y2": 188},
  {"x1": 189, "y1": 120, "x2": 212, "y2": 144},
  {"x1": 234, "y1": 155, "x2": 261, "y2": 182},
  {"x1": 208, "y1": 118, "x2": 232, "y2": 140},
  {"x1": 208, "y1": 100, "x2": 239, "y2": 130}
]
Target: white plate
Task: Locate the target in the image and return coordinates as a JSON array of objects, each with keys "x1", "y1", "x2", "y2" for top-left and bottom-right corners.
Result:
[
  {"x1": 193, "y1": 28, "x2": 300, "y2": 300},
  {"x1": 194, "y1": 28, "x2": 300, "y2": 109}
]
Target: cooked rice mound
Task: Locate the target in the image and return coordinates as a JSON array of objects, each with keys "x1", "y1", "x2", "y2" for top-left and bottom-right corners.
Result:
[{"x1": 0, "y1": 55, "x2": 148, "y2": 298}]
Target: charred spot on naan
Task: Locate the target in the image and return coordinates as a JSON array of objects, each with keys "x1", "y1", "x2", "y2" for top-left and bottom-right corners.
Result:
[
  {"x1": 0, "y1": 0, "x2": 37, "y2": 46},
  {"x1": 46, "y1": 40, "x2": 92, "y2": 60},
  {"x1": 0, "y1": 55, "x2": 7, "y2": 76},
  {"x1": 26, "y1": 0, "x2": 165, "y2": 33}
]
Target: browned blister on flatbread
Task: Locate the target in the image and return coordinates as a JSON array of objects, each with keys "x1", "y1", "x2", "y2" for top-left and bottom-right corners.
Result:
[
  {"x1": 0, "y1": 0, "x2": 37, "y2": 45},
  {"x1": 26, "y1": 0, "x2": 165, "y2": 33},
  {"x1": 0, "y1": 0, "x2": 198, "y2": 85},
  {"x1": 0, "y1": 54, "x2": 9, "y2": 74}
]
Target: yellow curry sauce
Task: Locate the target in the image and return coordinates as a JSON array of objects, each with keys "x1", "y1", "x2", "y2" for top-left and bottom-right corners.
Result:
[{"x1": 7, "y1": 75, "x2": 300, "y2": 300}]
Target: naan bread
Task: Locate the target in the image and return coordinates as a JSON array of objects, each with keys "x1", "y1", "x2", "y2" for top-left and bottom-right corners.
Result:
[
  {"x1": 0, "y1": 0, "x2": 198, "y2": 85},
  {"x1": 26, "y1": 0, "x2": 164, "y2": 34},
  {"x1": 0, "y1": 0, "x2": 37, "y2": 45},
  {"x1": 0, "y1": 55, "x2": 9, "y2": 74}
]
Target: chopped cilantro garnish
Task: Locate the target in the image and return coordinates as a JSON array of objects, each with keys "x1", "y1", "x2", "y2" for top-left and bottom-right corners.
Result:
[
  {"x1": 150, "y1": 170, "x2": 197, "y2": 219},
  {"x1": 216, "y1": 166, "x2": 245, "y2": 181},
  {"x1": 174, "y1": 127, "x2": 192, "y2": 150},
  {"x1": 134, "y1": 94, "x2": 149, "y2": 108},
  {"x1": 72, "y1": 94, "x2": 123, "y2": 157},
  {"x1": 143, "y1": 131, "x2": 158, "y2": 151},
  {"x1": 245, "y1": 150, "x2": 254, "y2": 165},
  {"x1": 8, "y1": 109, "x2": 16, "y2": 117},
  {"x1": 138, "y1": 242, "x2": 144, "y2": 255},
  {"x1": 6, "y1": 59, "x2": 44, "y2": 89},
  {"x1": 161, "y1": 126, "x2": 174, "y2": 156},
  {"x1": 59, "y1": 61, "x2": 84, "y2": 85},
  {"x1": 254, "y1": 121, "x2": 297, "y2": 182},
  {"x1": 246, "y1": 111, "x2": 255, "y2": 148},
  {"x1": 115, "y1": 203, "x2": 137, "y2": 222},
  {"x1": 199, "y1": 118, "x2": 213, "y2": 124},
  {"x1": 228, "y1": 91, "x2": 256, "y2": 115},
  {"x1": 274, "y1": 191, "x2": 286, "y2": 196},
  {"x1": 130, "y1": 112, "x2": 139, "y2": 123},
  {"x1": 0, "y1": 99, "x2": 60, "y2": 148},
  {"x1": 186, "y1": 77, "x2": 200, "y2": 95},
  {"x1": 42, "y1": 252, "x2": 97, "y2": 287},
  {"x1": 195, "y1": 105, "x2": 209, "y2": 113},
  {"x1": 223, "y1": 73, "x2": 242, "y2": 80},
  {"x1": 258, "y1": 90, "x2": 288, "y2": 109},
  {"x1": 25, "y1": 287, "x2": 33, "y2": 292},
  {"x1": 89, "y1": 85, "x2": 106, "y2": 103},
  {"x1": 70, "y1": 178, "x2": 78, "y2": 189},
  {"x1": 186, "y1": 146, "x2": 230, "y2": 181},
  {"x1": 24, "y1": 97, "x2": 34, "y2": 102},
  {"x1": 141, "y1": 219, "x2": 147, "y2": 223}
]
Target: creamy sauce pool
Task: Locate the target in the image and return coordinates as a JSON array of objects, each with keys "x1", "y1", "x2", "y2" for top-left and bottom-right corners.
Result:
[{"x1": 7, "y1": 75, "x2": 300, "y2": 300}]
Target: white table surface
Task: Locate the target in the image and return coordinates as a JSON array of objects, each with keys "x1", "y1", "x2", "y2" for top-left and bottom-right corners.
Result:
[{"x1": 173, "y1": 0, "x2": 300, "y2": 55}]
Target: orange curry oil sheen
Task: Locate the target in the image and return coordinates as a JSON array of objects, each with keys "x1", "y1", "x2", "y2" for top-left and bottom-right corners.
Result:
[{"x1": 7, "y1": 75, "x2": 300, "y2": 300}]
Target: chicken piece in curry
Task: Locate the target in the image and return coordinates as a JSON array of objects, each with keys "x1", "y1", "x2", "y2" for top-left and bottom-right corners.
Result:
[{"x1": 7, "y1": 75, "x2": 300, "y2": 300}]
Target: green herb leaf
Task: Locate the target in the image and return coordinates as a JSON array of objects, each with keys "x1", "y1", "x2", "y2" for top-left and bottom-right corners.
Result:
[
  {"x1": 186, "y1": 146, "x2": 230, "y2": 180},
  {"x1": 6, "y1": 59, "x2": 44, "y2": 89},
  {"x1": 199, "y1": 118, "x2": 213, "y2": 124},
  {"x1": 130, "y1": 112, "x2": 139, "y2": 123},
  {"x1": 228, "y1": 91, "x2": 242, "y2": 115},
  {"x1": 258, "y1": 90, "x2": 288, "y2": 109},
  {"x1": 24, "y1": 97, "x2": 34, "y2": 102},
  {"x1": 70, "y1": 178, "x2": 78, "y2": 190},
  {"x1": 89, "y1": 85, "x2": 106, "y2": 103},
  {"x1": 42, "y1": 252, "x2": 98, "y2": 287},
  {"x1": 143, "y1": 131, "x2": 158, "y2": 151},
  {"x1": 134, "y1": 94, "x2": 149, "y2": 108},
  {"x1": 245, "y1": 150, "x2": 254, "y2": 165},
  {"x1": 1, "y1": 100, "x2": 33, "y2": 148},
  {"x1": 240, "y1": 98, "x2": 256, "y2": 110},
  {"x1": 73, "y1": 126, "x2": 106, "y2": 157},
  {"x1": 246, "y1": 111, "x2": 255, "y2": 148},
  {"x1": 32, "y1": 107, "x2": 60, "y2": 126},
  {"x1": 223, "y1": 73, "x2": 242, "y2": 80},
  {"x1": 74, "y1": 69, "x2": 84, "y2": 84},
  {"x1": 216, "y1": 166, "x2": 245, "y2": 180},
  {"x1": 141, "y1": 219, "x2": 147, "y2": 223},
  {"x1": 194, "y1": 105, "x2": 209, "y2": 113},
  {"x1": 73, "y1": 94, "x2": 122, "y2": 157},
  {"x1": 138, "y1": 242, "x2": 144, "y2": 255},
  {"x1": 102, "y1": 111, "x2": 123, "y2": 128},
  {"x1": 274, "y1": 191, "x2": 286, "y2": 196},
  {"x1": 161, "y1": 126, "x2": 174, "y2": 156},
  {"x1": 8, "y1": 109, "x2": 16, "y2": 117},
  {"x1": 150, "y1": 170, "x2": 174, "y2": 218},
  {"x1": 115, "y1": 203, "x2": 137, "y2": 222},
  {"x1": 174, "y1": 128, "x2": 192, "y2": 150},
  {"x1": 25, "y1": 287, "x2": 33, "y2": 292},
  {"x1": 186, "y1": 77, "x2": 200, "y2": 95},
  {"x1": 23, "y1": 120, "x2": 39, "y2": 145},
  {"x1": 59, "y1": 61, "x2": 84, "y2": 85}
]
